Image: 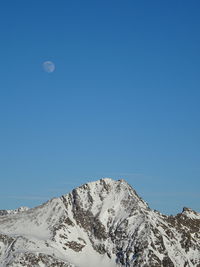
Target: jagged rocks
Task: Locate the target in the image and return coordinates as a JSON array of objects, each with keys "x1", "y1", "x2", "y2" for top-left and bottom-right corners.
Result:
[
  {"x1": 6, "y1": 252, "x2": 74, "y2": 267},
  {"x1": 0, "y1": 178, "x2": 199, "y2": 267}
]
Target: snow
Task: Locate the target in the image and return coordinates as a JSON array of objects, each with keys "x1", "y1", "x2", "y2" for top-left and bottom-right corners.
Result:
[
  {"x1": 0, "y1": 178, "x2": 199, "y2": 267},
  {"x1": 182, "y1": 209, "x2": 200, "y2": 220}
]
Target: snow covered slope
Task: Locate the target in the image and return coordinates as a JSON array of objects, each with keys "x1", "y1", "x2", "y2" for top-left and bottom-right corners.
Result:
[{"x1": 0, "y1": 178, "x2": 199, "y2": 266}]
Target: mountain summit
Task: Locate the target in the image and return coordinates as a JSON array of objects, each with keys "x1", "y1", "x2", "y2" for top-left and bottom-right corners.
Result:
[{"x1": 0, "y1": 178, "x2": 199, "y2": 266}]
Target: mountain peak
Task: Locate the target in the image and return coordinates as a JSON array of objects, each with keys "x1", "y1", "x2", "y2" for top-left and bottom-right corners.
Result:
[
  {"x1": 70, "y1": 178, "x2": 148, "y2": 216},
  {"x1": 0, "y1": 178, "x2": 199, "y2": 267},
  {"x1": 181, "y1": 206, "x2": 200, "y2": 219}
]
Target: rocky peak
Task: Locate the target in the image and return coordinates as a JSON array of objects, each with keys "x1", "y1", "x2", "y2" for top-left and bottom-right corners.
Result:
[
  {"x1": 69, "y1": 178, "x2": 148, "y2": 212},
  {"x1": 0, "y1": 178, "x2": 199, "y2": 267},
  {"x1": 182, "y1": 206, "x2": 199, "y2": 216}
]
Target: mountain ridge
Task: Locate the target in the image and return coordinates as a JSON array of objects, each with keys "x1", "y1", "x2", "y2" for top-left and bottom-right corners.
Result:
[{"x1": 0, "y1": 178, "x2": 199, "y2": 266}]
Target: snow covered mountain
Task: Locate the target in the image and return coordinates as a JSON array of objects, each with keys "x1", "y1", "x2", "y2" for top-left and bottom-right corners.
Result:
[{"x1": 0, "y1": 178, "x2": 199, "y2": 267}]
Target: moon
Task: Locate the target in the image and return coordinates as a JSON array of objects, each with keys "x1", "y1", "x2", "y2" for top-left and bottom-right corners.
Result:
[{"x1": 43, "y1": 61, "x2": 55, "y2": 73}]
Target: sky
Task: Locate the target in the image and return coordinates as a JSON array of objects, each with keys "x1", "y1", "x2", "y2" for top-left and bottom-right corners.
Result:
[{"x1": 0, "y1": 0, "x2": 200, "y2": 215}]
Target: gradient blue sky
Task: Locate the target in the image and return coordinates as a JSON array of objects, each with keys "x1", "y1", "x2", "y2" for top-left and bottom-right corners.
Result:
[{"x1": 0, "y1": 0, "x2": 200, "y2": 214}]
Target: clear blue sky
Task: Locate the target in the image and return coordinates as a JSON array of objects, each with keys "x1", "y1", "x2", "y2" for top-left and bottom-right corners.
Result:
[{"x1": 0, "y1": 0, "x2": 200, "y2": 214}]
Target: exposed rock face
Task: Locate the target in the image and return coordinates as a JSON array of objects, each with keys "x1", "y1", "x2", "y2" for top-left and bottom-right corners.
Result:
[{"x1": 0, "y1": 178, "x2": 199, "y2": 266}]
